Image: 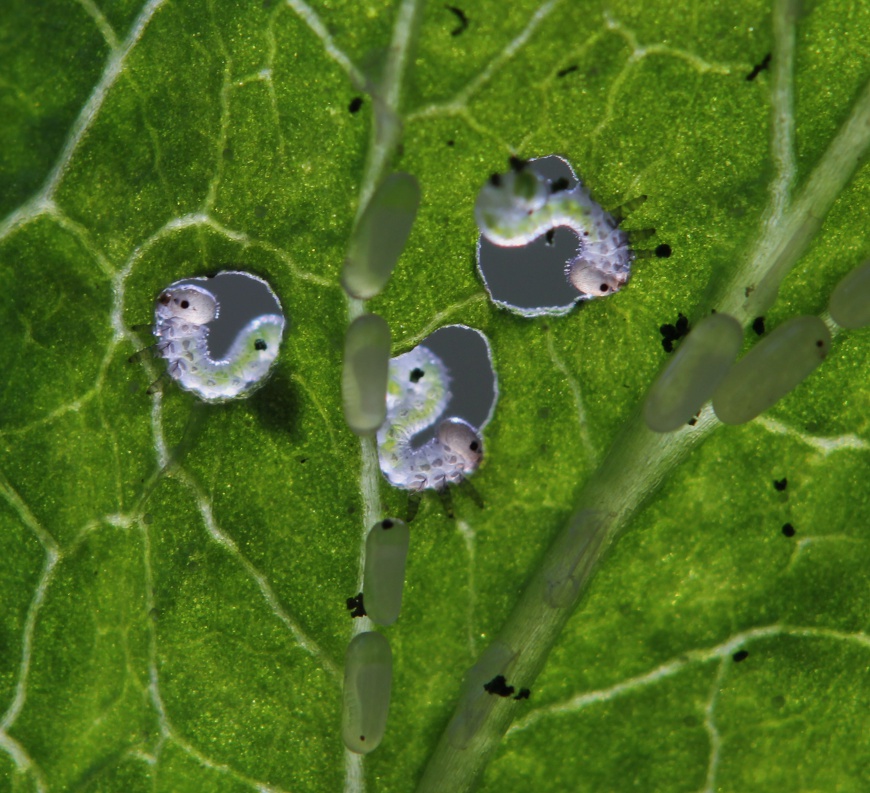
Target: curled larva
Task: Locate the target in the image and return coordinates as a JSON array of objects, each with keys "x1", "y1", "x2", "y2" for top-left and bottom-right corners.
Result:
[
  {"x1": 644, "y1": 313, "x2": 744, "y2": 433},
  {"x1": 342, "y1": 314, "x2": 391, "y2": 435},
  {"x1": 376, "y1": 339, "x2": 490, "y2": 492},
  {"x1": 342, "y1": 631, "x2": 393, "y2": 754},
  {"x1": 475, "y1": 156, "x2": 633, "y2": 314},
  {"x1": 829, "y1": 259, "x2": 870, "y2": 329},
  {"x1": 152, "y1": 273, "x2": 284, "y2": 402},
  {"x1": 342, "y1": 173, "x2": 421, "y2": 300},
  {"x1": 712, "y1": 315, "x2": 831, "y2": 425},
  {"x1": 363, "y1": 518, "x2": 410, "y2": 626}
]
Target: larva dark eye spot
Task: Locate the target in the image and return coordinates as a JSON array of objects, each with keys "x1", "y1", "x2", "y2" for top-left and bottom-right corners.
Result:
[
  {"x1": 469, "y1": 440, "x2": 480, "y2": 452},
  {"x1": 348, "y1": 96, "x2": 363, "y2": 114},
  {"x1": 180, "y1": 300, "x2": 190, "y2": 309},
  {"x1": 600, "y1": 284, "x2": 609, "y2": 292}
]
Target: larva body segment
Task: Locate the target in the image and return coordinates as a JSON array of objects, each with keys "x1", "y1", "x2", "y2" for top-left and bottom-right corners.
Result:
[
  {"x1": 644, "y1": 313, "x2": 744, "y2": 433},
  {"x1": 829, "y1": 259, "x2": 870, "y2": 329},
  {"x1": 342, "y1": 631, "x2": 393, "y2": 754},
  {"x1": 475, "y1": 158, "x2": 633, "y2": 306},
  {"x1": 342, "y1": 314, "x2": 391, "y2": 435},
  {"x1": 152, "y1": 276, "x2": 284, "y2": 402},
  {"x1": 712, "y1": 316, "x2": 831, "y2": 425},
  {"x1": 363, "y1": 518, "x2": 410, "y2": 626},
  {"x1": 342, "y1": 173, "x2": 421, "y2": 299}
]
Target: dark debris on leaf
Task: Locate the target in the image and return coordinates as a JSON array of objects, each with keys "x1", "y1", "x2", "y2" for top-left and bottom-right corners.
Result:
[
  {"x1": 752, "y1": 316, "x2": 765, "y2": 335},
  {"x1": 733, "y1": 649, "x2": 749, "y2": 662},
  {"x1": 348, "y1": 96, "x2": 363, "y2": 114},
  {"x1": 483, "y1": 675, "x2": 515, "y2": 697},
  {"x1": 346, "y1": 593, "x2": 366, "y2": 618},
  {"x1": 774, "y1": 478, "x2": 788, "y2": 492},
  {"x1": 782, "y1": 522, "x2": 796, "y2": 537}
]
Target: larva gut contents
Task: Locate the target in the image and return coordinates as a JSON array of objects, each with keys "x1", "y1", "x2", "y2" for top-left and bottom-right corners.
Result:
[
  {"x1": 475, "y1": 155, "x2": 634, "y2": 317},
  {"x1": 644, "y1": 313, "x2": 744, "y2": 433},
  {"x1": 712, "y1": 315, "x2": 831, "y2": 425},
  {"x1": 152, "y1": 271, "x2": 285, "y2": 402},
  {"x1": 376, "y1": 325, "x2": 497, "y2": 491},
  {"x1": 342, "y1": 631, "x2": 393, "y2": 754}
]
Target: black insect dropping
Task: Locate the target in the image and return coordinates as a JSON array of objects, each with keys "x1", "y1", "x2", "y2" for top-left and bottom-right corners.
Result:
[
  {"x1": 745, "y1": 52, "x2": 772, "y2": 82},
  {"x1": 513, "y1": 688, "x2": 531, "y2": 701},
  {"x1": 782, "y1": 522, "x2": 796, "y2": 537},
  {"x1": 445, "y1": 5, "x2": 469, "y2": 36},
  {"x1": 346, "y1": 593, "x2": 366, "y2": 618},
  {"x1": 483, "y1": 675, "x2": 515, "y2": 698},
  {"x1": 655, "y1": 243, "x2": 672, "y2": 258},
  {"x1": 752, "y1": 316, "x2": 765, "y2": 335},
  {"x1": 381, "y1": 519, "x2": 394, "y2": 530},
  {"x1": 446, "y1": 139, "x2": 455, "y2": 147},
  {"x1": 774, "y1": 478, "x2": 788, "y2": 492},
  {"x1": 348, "y1": 96, "x2": 363, "y2": 114},
  {"x1": 733, "y1": 649, "x2": 749, "y2": 663},
  {"x1": 660, "y1": 313, "x2": 689, "y2": 352},
  {"x1": 557, "y1": 64, "x2": 579, "y2": 78}
]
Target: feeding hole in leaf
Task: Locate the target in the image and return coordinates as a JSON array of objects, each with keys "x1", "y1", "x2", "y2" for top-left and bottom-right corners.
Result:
[
  {"x1": 144, "y1": 270, "x2": 285, "y2": 402},
  {"x1": 475, "y1": 155, "x2": 643, "y2": 317},
  {"x1": 377, "y1": 325, "x2": 497, "y2": 500}
]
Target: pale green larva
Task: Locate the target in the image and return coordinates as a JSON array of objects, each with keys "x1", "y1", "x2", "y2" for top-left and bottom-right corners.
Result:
[
  {"x1": 447, "y1": 640, "x2": 516, "y2": 749},
  {"x1": 475, "y1": 160, "x2": 632, "y2": 300},
  {"x1": 342, "y1": 314, "x2": 391, "y2": 435},
  {"x1": 829, "y1": 259, "x2": 870, "y2": 329},
  {"x1": 644, "y1": 313, "x2": 744, "y2": 433},
  {"x1": 363, "y1": 518, "x2": 410, "y2": 626},
  {"x1": 342, "y1": 631, "x2": 393, "y2": 754},
  {"x1": 342, "y1": 173, "x2": 421, "y2": 299},
  {"x1": 712, "y1": 316, "x2": 832, "y2": 425},
  {"x1": 544, "y1": 509, "x2": 607, "y2": 609},
  {"x1": 152, "y1": 279, "x2": 284, "y2": 402}
]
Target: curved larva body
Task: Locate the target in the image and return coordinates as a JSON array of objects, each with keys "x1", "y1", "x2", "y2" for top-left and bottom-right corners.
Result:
[
  {"x1": 342, "y1": 631, "x2": 393, "y2": 754},
  {"x1": 153, "y1": 283, "x2": 284, "y2": 401},
  {"x1": 342, "y1": 314, "x2": 391, "y2": 435},
  {"x1": 475, "y1": 165, "x2": 632, "y2": 299},
  {"x1": 644, "y1": 313, "x2": 744, "y2": 433},
  {"x1": 363, "y1": 518, "x2": 410, "y2": 626},
  {"x1": 376, "y1": 345, "x2": 484, "y2": 491},
  {"x1": 829, "y1": 259, "x2": 870, "y2": 329},
  {"x1": 712, "y1": 315, "x2": 831, "y2": 425}
]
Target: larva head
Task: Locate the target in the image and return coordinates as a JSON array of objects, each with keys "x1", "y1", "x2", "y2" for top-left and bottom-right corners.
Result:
[
  {"x1": 567, "y1": 258, "x2": 626, "y2": 297},
  {"x1": 156, "y1": 285, "x2": 219, "y2": 324},
  {"x1": 475, "y1": 169, "x2": 549, "y2": 240},
  {"x1": 437, "y1": 418, "x2": 484, "y2": 472}
]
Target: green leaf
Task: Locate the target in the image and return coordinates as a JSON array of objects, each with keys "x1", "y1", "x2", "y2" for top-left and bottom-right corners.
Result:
[{"x1": 2, "y1": 1, "x2": 869, "y2": 792}]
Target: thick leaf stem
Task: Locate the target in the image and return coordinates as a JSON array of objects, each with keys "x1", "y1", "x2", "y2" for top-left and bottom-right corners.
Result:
[{"x1": 417, "y1": 73, "x2": 870, "y2": 793}]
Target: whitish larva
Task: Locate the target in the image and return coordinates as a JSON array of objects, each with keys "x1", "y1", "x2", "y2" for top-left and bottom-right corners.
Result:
[
  {"x1": 363, "y1": 518, "x2": 410, "y2": 626},
  {"x1": 475, "y1": 160, "x2": 632, "y2": 299},
  {"x1": 342, "y1": 314, "x2": 391, "y2": 435},
  {"x1": 342, "y1": 631, "x2": 393, "y2": 754},
  {"x1": 376, "y1": 345, "x2": 483, "y2": 491},
  {"x1": 712, "y1": 316, "x2": 831, "y2": 425},
  {"x1": 829, "y1": 259, "x2": 870, "y2": 329},
  {"x1": 644, "y1": 313, "x2": 744, "y2": 433},
  {"x1": 342, "y1": 173, "x2": 421, "y2": 299},
  {"x1": 153, "y1": 282, "x2": 284, "y2": 401}
]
